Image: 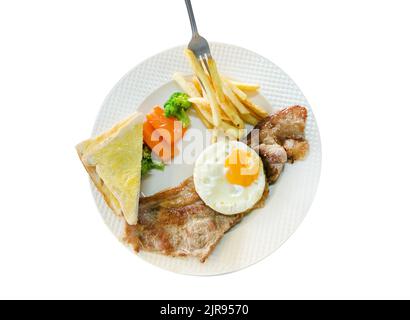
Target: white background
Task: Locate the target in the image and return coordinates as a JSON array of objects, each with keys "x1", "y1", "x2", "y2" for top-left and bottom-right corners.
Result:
[{"x1": 0, "y1": 0, "x2": 409, "y2": 300}]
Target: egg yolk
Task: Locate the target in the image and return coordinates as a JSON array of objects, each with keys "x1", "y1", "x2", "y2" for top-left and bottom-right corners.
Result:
[{"x1": 225, "y1": 149, "x2": 260, "y2": 187}]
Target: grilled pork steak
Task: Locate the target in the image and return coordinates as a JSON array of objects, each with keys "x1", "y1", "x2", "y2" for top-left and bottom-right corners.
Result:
[
  {"x1": 124, "y1": 106, "x2": 309, "y2": 262},
  {"x1": 125, "y1": 178, "x2": 268, "y2": 262}
]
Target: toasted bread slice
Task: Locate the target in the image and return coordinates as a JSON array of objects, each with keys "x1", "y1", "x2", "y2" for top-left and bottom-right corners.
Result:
[{"x1": 76, "y1": 112, "x2": 144, "y2": 225}]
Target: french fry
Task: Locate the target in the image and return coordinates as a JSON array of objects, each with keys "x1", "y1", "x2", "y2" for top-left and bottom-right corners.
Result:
[
  {"x1": 188, "y1": 97, "x2": 207, "y2": 105},
  {"x1": 173, "y1": 72, "x2": 200, "y2": 98},
  {"x1": 239, "y1": 112, "x2": 259, "y2": 126},
  {"x1": 180, "y1": 50, "x2": 268, "y2": 142},
  {"x1": 207, "y1": 58, "x2": 226, "y2": 104},
  {"x1": 223, "y1": 77, "x2": 248, "y2": 101},
  {"x1": 173, "y1": 73, "x2": 213, "y2": 128},
  {"x1": 228, "y1": 80, "x2": 260, "y2": 91},
  {"x1": 188, "y1": 97, "x2": 231, "y2": 122},
  {"x1": 219, "y1": 109, "x2": 234, "y2": 123},
  {"x1": 192, "y1": 105, "x2": 213, "y2": 129},
  {"x1": 184, "y1": 49, "x2": 221, "y2": 127},
  {"x1": 192, "y1": 76, "x2": 203, "y2": 96},
  {"x1": 225, "y1": 77, "x2": 268, "y2": 118},
  {"x1": 194, "y1": 59, "x2": 240, "y2": 127},
  {"x1": 219, "y1": 100, "x2": 245, "y2": 129},
  {"x1": 250, "y1": 108, "x2": 265, "y2": 120},
  {"x1": 190, "y1": 102, "x2": 214, "y2": 128},
  {"x1": 241, "y1": 98, "x2": 269, "y2": 119},
  {"x1": 222, "y1": 81, "x2": 250, "y2": 115},
  {"x1": 224, "y1": 76, "x2": 268, "y2": 118},
  {"x1": 232, "y1": 85, "x2": 248, "y2": 101},
  {"x1": 220, "y1": 121, "x2": 244, "y2": 140}
]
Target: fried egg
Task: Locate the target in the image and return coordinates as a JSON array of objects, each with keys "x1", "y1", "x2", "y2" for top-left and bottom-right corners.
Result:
[{"x1": 193, "y1": 141, "x2": 266, "y2": 215}]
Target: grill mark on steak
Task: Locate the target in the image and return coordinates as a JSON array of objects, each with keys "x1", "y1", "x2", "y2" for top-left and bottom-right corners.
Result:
[
  {"x1": 124, "y1": 105, "x2": 309, "y2": 262},
  {"x1": 125, "y1": 178, "x2": 268, "y2": 262}
]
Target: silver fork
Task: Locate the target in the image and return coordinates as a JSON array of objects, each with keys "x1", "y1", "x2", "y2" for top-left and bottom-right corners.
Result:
[
  {"x1": 184, "y1": 0, "x2": 226, "y2": 130},
  {"x1": 184, "y1": 0, "x2": 212, "y2": 73}
]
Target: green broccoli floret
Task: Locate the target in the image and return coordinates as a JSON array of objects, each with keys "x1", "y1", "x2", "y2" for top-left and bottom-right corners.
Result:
[
  {"x1": 164, "y1": 92, "x2": 192, "y2": 128},
  {"x1": 141, "y1": 144, "x2": 165, "y2": 176}
]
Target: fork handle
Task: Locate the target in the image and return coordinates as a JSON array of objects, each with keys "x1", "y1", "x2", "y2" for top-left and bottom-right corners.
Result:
[{"x1": 185, "y1": 0, "x2": 199, "y2": 36}]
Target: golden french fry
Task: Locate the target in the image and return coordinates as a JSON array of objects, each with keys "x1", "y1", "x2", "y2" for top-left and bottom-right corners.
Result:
[
  {"x1": 250, "y1": 108, "x2": 265, "y2": 120},
  {"x1": 239, "y1": 112, "x2": 259, "y2": 126},
  {"x1": 191, "y1": 102, "x2": 214, "y2": 128},
  {"x1": 192, "y1": 76, "x2": 203, "y2": 96},
  {"x1": 199, "y1": 59, "x2": 210, "y2": 77},
  {"x1": 173, "y1": 73, "x2": 213, "y2": 128},
  {"x1": 173, "y1": 72, "x2": 200, "y2": 97},
  {"x1": 241, "y1": 98, "x2": 269, "y2": 119},
  {"x1": 220, "y1": 121, "x2": 244, "y2": 140},
  {"x1": 192, "y1": 105, "x2": 213, "y2": 129},
  {"x1": 219, "y1": 110, "x2": 233, "y2": 123},
  {"x1": 189, "y1": 98, "x2": 231, "y2": 122},
  {"x1": 188, "y1": 97, "x2": 207, "y2": 105},
  {"x1": 226, "y1": 77, "x2": 268, "y2": 118},
  {"x1": 219, "y1": 100, "x2": 244, "y2": 129},
  {"x1": 222, "y1": 81, "x2": 250, "y2": 115},
  {"x1": 184, "y1": 49, "x2": 221, "y2": 126},
  {"x1": 232, "y1": 85, "x2": 248, "y2": 101},
  {"x1": 207, "y1": 58, "x2": 226, "y2": 104},
  {"x1": 223, "y1": 77, "x2": 248, "y2": 101},
  {"x1": 189, "y1": 73, "x2": 239, "y2": 127},
  {"x1": 180, "y1": 50, "x2": 268, "y2": 141},
  {"x1": 228, "y1": 80, "x2": 260, "y2": 91}
]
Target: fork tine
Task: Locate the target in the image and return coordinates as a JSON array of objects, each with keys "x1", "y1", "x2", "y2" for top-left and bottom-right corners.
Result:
[
  {"x1": 197, "y1": 55, "x2": 211, "y2": 92},
  {"x1": 196, "y1": 75, "x2": 207, "y2": 94},
  {"x1": 200, "y1": 55, "x2": 210, "y2": 75}
]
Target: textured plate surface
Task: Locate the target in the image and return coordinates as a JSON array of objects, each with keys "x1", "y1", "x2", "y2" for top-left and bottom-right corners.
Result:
[{"x1": 91, "y1": 43, "x2": 321, "y2": 275}]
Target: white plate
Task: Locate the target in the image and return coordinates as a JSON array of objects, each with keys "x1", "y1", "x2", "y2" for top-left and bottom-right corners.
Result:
[{"x1": 91, "y1": 43, "x2": 322, "y2": 275}]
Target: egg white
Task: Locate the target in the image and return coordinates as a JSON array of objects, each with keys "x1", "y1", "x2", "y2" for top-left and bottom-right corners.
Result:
[{"x1": 193, "y1": 141, "x2": 266, "y2": 215}]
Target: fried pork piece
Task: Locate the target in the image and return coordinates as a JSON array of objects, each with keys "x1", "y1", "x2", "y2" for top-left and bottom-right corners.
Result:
[
  {"x1": 254, "y1": 143, "x2": 287, "y2": 184},
  {"x1": 283, "y1": 139, "x2": 309, "y2": 162},
  {"x1": 247, "y1": 105, "x2": 309, "y2": 172},
  {"x1": 124, "y1": 105, "x2": 309, "y2": 262},
  {"x1": 251, "y1": 105, "x2": 308, "y2": 144},
  {"x1": 125, "y1": 178, "x2": 268, "y2": 262}
]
